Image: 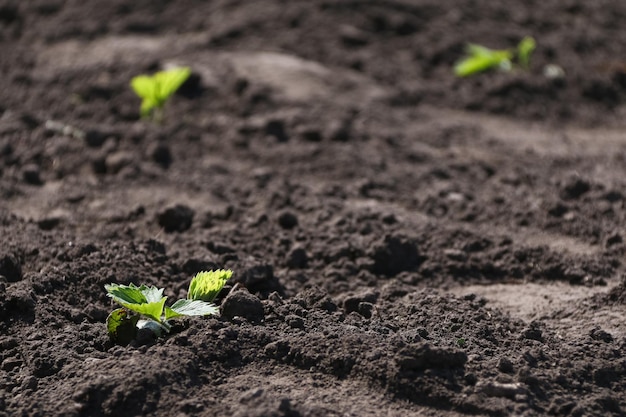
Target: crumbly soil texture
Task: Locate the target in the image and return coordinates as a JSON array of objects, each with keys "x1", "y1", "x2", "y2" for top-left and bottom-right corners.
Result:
[{"x1": 2, "y1": 1, "x2": 626, "y2": 416}]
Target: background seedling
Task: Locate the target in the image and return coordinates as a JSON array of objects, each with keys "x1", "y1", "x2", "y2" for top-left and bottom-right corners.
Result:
[
  {"x1": 517, "y1": 36, "x2": 536, "y2": 70},
  {"x1": 454, "y1": 36, "x2": 536, "y2": 77},
  {"x1": 105, "y1": 269, "x2": 232, "y2": 344},
  {"x1": 130, "y1": 66, "x2": 191, "y2": 122}
]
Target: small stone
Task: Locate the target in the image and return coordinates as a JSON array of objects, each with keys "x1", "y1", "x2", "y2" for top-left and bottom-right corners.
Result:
[
  {"x1": 522, "y1": 322, "x2": 544, "y2": 342},
  {"x1": 358, "y1": 302, "x2": 374, "y2": 319},
  {"x1": 548, "y1": 203, "x2": 569, "y2": 217},
  {"x1": 498, "y1": 357, "x2": 515, "y2": 373},
  {"x1": 0, "y1": 141, "x2": 13, "y2": 156},
  {"x1": 182, "y1": 259, "x2": 219, "y2": 275},
  {"x1": 265, "y1": 119, "x2": 288, "y2": 142},
  {"x1": 297, "y1": 127, "x2": 322, "y2": 142},
  {"x1": 0, "y1": 254, "x2": 22, "y2": 282},
  {"x1": 395, "y1": 343, "x2": 467, "y2": 370},
  {"x1": 65, "y1": 192, "x2": 85, "y2": 203},
  {"x1": 606, "y1": 233, "x2": 623, "y2": 247},
  {"x1": 84, "y1": 129, "x2": 107, "y2": 148},
  {"x1": 37, "y1": 216, "x2": 61, "y2": 231},
  {"x1": 239, "y1": 387, "x2": 264, "y2": 404},
  {"x1": 443, "y1": 248, "x2": 467, "y2": 261},
  {"x1": 22, "y1": 164, "x2": 42, "y2": 185},
  {"x1": 105, "y1": 151, "x2": 134, "y2": 174},
  {"x1": 382, "y1": 213, "x2": 397, "y2": 225},
  {"x1": 148, "y1": 143, "x2": 172, "y2": 169},
  {"x1": 1, "y1": 357, "x2": 22, "y2": 371},
  {"x1": 564, "y1": 268, "x2": 586, "y2": 285},
  {"x1": 285, "y1": 314, "x2": 304, "y2": 329},
  {"x1": 464, "y1": 373, "x2": 478, "y2": 385},
  {"x1": 286, "y1": 247, "x2": 308, "y2": 269},
  {"x1": 143, "y1": 239, "x2": 166, "y2": 255},
  {"x1": 339, "y1": 24, "x2": 369, "y2": 47},
  {"x1": 590, "y1": 327, "x2": 613, "y2": 343},
  {"x1": 277, "y1": 211, "x2": 298, "y2": 229},
  {"x1": 206, "y1": 241, "x2": 235, "y2": 255},
  {"x1": 157, "y1": 204, "x2": 195, "y2": 233},
  {"x1": 221, "y1": 289, "x2": 265, "y2": 323},
  {"x1": 560, "y1": 177, "x2": 590, "y2": 199},
  {"x1": 328, "y1": 120, "x2": 351, "y2": 142},
  {"x1": 370, "y1": 234, "x2": 421, "y2": 277},
  {"x1": 603, "y1": 190, "x2": 623, "y2": 202},
  {"x1": 476, "y1": 380, "x2": 527, "y2": 399},
  {"x1": 20, "y1": 376, "x2": 37, "y2": 391},
  {"x1": 343, "y1": 291, "x2": 378, "y2": 313}
]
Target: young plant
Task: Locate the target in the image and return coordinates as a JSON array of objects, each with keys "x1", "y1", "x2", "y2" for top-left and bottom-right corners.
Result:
[
  {"x1": 454, "y1": 36, "x2": 536, "y2": 77},
  {"x1": 130, "y1": 66, "x2": 191, "y2": 122},
  {"x1": 105, "y1": 269, "x2": 232, "y2": 344},
  {"x1": 517, "y1": 36, "x2": 536, "y2": 70}
]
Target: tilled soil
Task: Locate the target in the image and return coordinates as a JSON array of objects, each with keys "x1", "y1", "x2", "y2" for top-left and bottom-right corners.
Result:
[{"x1": 1, "y1": 1, "x2": 626, "y2": 416}]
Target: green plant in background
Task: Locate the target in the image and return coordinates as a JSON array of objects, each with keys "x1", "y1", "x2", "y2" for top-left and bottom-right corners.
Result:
[
  {"x1": 130, "y1": 66, "x2": 191, "y2": 121},
  {"x1": 105, "y1": 269, "x2": 232, "y2": 344},
  {"x1": 517, "y1": 36, "x2": 536, "y2": 70},
  {"x1": 454, "y1": 36, "x2": 536, "y2": 77}
]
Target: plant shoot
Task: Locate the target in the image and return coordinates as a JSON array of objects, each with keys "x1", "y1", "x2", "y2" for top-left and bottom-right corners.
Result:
[
  {"x1": 454, "y1": 37, "x2": 536, "y2": 77},
  {"x1": 130, "y1": 66, "x2": 191, "y2": 121},
  {"x1": 105, "y1": 269, "x2": 231, "y2": 344}
]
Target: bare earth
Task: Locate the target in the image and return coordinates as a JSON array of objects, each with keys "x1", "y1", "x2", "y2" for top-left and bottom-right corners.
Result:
[{"x1": 1, "y1": 1, "x2": 625, "y2": 416}]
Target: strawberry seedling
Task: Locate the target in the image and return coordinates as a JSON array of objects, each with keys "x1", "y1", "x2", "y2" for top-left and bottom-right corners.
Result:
[
  {"x1": 130, "y1": 66, "x2": 191, "y2": 122},
  {"x1": 105, "y1": 269, "x2": 232, "y2": 344},
  {"x1": 454, "y1": 36, "x2": 536, "y2": 77}
]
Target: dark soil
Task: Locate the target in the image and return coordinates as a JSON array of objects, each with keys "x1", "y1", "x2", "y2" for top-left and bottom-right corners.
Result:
[{"x1": 1, "y1": 1, "x2": 626, "y2": 416}]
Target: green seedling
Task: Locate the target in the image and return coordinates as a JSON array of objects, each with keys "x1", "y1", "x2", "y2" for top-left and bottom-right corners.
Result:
[
  {"x1": 130, "y1": 66, "x2": 191, "y2": 121},
  {"x1": 517, "y1": 36, "x2": 536, "y2": 70},
  {"x1": 454, "y1": 36, "x2": 536, "y2": 77},
  {"x1": 105, "y1": 269, "x2": 232, "y2": 344}
]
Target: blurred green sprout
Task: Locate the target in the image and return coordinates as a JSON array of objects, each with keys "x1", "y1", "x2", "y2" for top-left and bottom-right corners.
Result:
[
  {"x1": 454, "y1": 36, "x2": 536, "y2": 77},
  {"x1": 130, "y1": 66, "x2": 191, "y2": 121}
]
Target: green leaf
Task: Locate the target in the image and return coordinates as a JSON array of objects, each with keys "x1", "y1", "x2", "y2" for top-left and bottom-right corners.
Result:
[
  {"x1": 187, "y1": 270, "x2": 232, "y2": 302},
  {"x1": 105, "y1": 283, "x2": 167, "y2": 322},
  {"x1": 454, "y1": 44, "x2": 513, "y2": 77},
  {"x1": 139, "y1": 97, "x2": 159, "y2": 117},
  {"x1": 466, "y1": 43, "x2": 495, "y2": 58},
  {"x1": 517, "y1": 36, "x2": 536, "y2": 69},
  {"x1": 130, "y1": 75, "x2": 157, "y2": 100},
  {"x1": 165, "y1": 299, "x2": 220, "y2": 320},
  {"x1": 154, "y1": 67, "x2": 191, "y2": 100},
  {"x1": 106, "y1": 308, "x2": 139, "y2": 344},
  {"x1": 129, "y1": 67, "x2": 191, "y2": 118}
]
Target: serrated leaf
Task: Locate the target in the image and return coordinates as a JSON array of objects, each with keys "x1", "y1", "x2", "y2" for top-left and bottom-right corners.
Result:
[
  {"x1": 106, "y1": 308, "x2": 139, "y2": 345},
  {"x1": 141, "y1": 285, "x2": 166, "y2": 303},
  {"x1": 105, "y1": 283, "x2": 167, "y2": 322},
  {"x1": 165, "y1": 299, "x2": 220, "y2": 320},
  {"x1": 187, "y1": 270, "x2": 232, "y2": 302},
  {"x1": 105, "y1": 283, "x2": 164, "y2": 304},
  {"x1": 105, "y1": 283, "x2": 147, "y2": 304}
]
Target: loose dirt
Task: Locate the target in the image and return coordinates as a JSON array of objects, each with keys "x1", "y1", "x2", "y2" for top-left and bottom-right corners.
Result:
[{"x1": 1, "y1": 1, "x2": 625, "y2": 416}]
